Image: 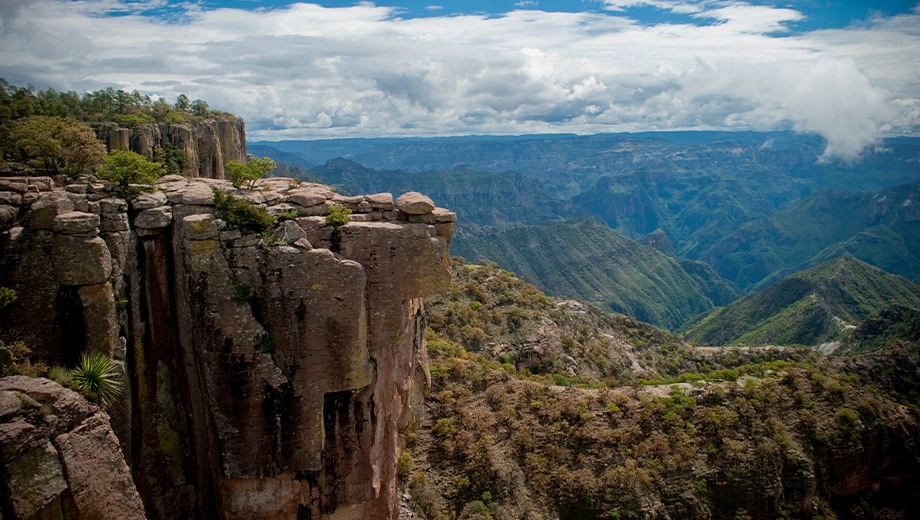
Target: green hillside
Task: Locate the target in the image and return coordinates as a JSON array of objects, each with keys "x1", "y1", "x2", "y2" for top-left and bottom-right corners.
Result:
[
  {"x1": 680, "y1": 255, "x2": 920, "y2": 346},
  {"x1": 702, "y1": 183, "x2": 920, "y2": 291},
  {"x1": 451, "y1": 218, "x2": 724, "y2": 329}
]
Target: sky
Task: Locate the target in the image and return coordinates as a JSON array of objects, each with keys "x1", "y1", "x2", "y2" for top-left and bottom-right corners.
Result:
[{"x1": 0, "y1": 1, "x2": 918, "y2": 160}]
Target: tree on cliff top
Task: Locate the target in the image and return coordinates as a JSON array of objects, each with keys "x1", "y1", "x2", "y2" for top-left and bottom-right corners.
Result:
[
  {"x1": 226, "y1": 156, "x2": 276, "y2": 189},
  {"x1": 96, "y1": 150, "x2": 165, "y2": 194},
  {"x1": 9, "y1": 115, "x2": 106, "y2": 174}
]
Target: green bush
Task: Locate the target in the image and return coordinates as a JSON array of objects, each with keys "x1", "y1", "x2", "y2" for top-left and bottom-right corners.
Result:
[
  {"x1": 226, "y1": 156, "x2": 275, "y2": 189},
  {"x1": 325, "y1": 205, "x2": 351, "y2": 226},
  {"x1": 212, "y1": 188, "x2": 276, "y2": 233},
  {"x1": 0, "y1": 287, "x2": 16, "y2": 309},
  {"x1": 72, "y1": 352, "x2": 123, "y2": 407},
  {"x1": 397, "y1": 451, "x2": 415, "y2": 478},
  {"x1": 96, "y1": 150, "x2": 164, "y2": 194}
]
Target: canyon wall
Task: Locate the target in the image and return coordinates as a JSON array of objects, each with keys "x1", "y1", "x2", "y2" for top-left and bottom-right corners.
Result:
[
  {"x1": 102, "y1": 116, "x2": 246, "y2": 179},
  {"x1": 0, "y1": 171, "x2": 454, "y2": 519}
]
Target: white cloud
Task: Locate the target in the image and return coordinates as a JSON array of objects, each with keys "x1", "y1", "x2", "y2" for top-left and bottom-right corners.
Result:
[{"x1": 0, "y1": 0, "x2": 917, "y2": 161}]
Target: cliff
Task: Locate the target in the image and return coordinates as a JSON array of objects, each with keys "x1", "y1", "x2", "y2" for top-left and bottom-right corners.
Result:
[
  {"x1": 102, "y1": 116, "x2": 246, "y2": 179},
  {"x1": 0, "y1": 171, "x2": 455, "y2": 519}
]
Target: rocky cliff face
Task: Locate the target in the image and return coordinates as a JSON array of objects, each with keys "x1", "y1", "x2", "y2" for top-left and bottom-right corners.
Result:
[
  {"x1": 103, "y1": 116, "x2": 246, "y2": 179},
  {"x1": 0, "y1": 171, "x2": 454, "y2": 519}
]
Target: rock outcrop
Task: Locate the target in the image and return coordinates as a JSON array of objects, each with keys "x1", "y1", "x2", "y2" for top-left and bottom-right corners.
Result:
[
  {"x1": 102, "y1": 116, "x2": 246, "y2": 179},
  {"x1": 0, "y1": 376, "x2": 146, "y2": 520},
  {"x1": 0, "y1": 171, "x2": 455, "y2": 520}
]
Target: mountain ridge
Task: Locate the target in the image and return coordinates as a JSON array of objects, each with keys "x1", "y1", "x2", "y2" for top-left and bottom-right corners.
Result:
[{"x1": 679, "y1": 255, "x2": 920, "y2": 347}]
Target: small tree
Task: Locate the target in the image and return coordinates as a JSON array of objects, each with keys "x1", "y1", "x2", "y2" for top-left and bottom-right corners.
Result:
[
  {"x1": 174, "y1": 94, "x2": 191, "y2": 112},
  {"x1": 9, "y1": 116, "x2": 107, "y2": 174},
  {"x1": 9, "y1": 115, "x2": 64, "y2": 171},
  {"x1": 59, "y1": 122, "x2": 107, "y2": 175},
  {"x1": 96, "y1": 150, "x2": 165, "y2": 194},
  {"x1": 190, "y1": 99, "x2": 209, "y2": 117},
  {"x1": 225, "y1": 156, "x2": 275, "y2": 189}
]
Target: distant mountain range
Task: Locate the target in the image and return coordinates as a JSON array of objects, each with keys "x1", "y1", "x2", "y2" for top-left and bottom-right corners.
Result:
[{"x1": 679, "y1": 255, "x2": 920, "y2": 347}]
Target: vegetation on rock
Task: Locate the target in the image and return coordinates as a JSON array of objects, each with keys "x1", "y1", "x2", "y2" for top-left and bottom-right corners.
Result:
[
  {"x1": 226, "y1": 155, "x2": 276, "y2": 189},
  {"x1": 212, "y1": 187, "x2": 276, "y2": 232},
  {"x1": 96, "y1": 150, "x2": 165, "y2": 194},
  {"x1": 71, "y1": 352, "x2": 123, "y2": 407},
  {"x1": 325, "y1": 205, "x2": 351, "y2": 226},
  {"x1": 407, "y1": 260, "x2": 920, "y2": 520}
]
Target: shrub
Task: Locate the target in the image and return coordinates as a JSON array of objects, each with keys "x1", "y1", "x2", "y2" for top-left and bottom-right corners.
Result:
[
  {"x1": 72, "y1": 352, "x2": 123, "y2": 407},
  {"x1": 47, "y1": 366, "x2": 73, "y2": 386},
  {"x1": 0, "y1": 287, "x2": 16, "y2": 309},
  {"x1": 226, "y1": 156, "x2": 275, "y2": 189},
  {"x1": 325, "y1": 205, "x2": 351, "y2": 226},
  {"x1": 397, "y1": 451, "x2": 415, "y2": 478},
  {"x1": 96, "y1": 150, "x2": 164, "y2": 194},
  {"x1": 212, "y1": 188, "x2": 276, "y2": 232},
  {"x1": 433, "y1": 417, "x2": 457, "y2": 438}
]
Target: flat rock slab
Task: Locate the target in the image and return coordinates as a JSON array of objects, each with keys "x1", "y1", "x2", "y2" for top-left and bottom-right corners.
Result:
[
  {"x1": 287, "y1": 188, "x2": 328, "y2": 208},
  {"x1": 53, "y1": 211, "x2": 100, "y2": 235}
]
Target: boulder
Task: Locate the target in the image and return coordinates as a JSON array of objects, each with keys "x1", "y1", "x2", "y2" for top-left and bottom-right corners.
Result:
[
  {"x1": 53, "y1": 212, "x2": 100, "y2": 235},
  {"x1": 134, "y1": 206, "x2": 173, "y2": 229},
  {"x1": 0, "y1": 204, "x2": 16, "y2": 231},
  {"x1": 184, "y1": 214, "x2": 220, "y2": 240},
  {"x1": 395, "y1": 192, "x2": 435, "y2": 215},
  {"x1": 52, "y1": 235, "x2": 112, "y2": 286},
  {"x1": 274, "y1": 220, "x2": 307, "y2": 244},
  {"x1": 287, "y1": 188, "x2": 328, "y2": 208},
  {"x1": 131, "y1": 191, "x2": 168, "y2": 211},
  {"x1": 365, "y1": 192, "x2": 394, "y2": 210},
  {"x1": 24, "y1": 192, "x2": 75, "y2": 230},
  {"x1": 0, "y1": 377, "x2": 146, "y2": 520}
]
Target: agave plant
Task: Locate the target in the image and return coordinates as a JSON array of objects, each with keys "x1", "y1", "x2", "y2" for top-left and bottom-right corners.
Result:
[{"x1": 72, "y1": 353, "x2": 123, "y2": 407}]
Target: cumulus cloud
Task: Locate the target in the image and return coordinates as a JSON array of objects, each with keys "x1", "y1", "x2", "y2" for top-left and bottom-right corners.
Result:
[{"x1": 0, "y1": 0, "x2": 917, "y2": 160}]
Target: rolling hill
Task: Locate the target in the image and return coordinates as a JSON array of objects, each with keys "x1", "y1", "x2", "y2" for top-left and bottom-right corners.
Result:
[
  {"x1": 701, "y1": 183, "x2": 920, "y2": 291},
  {"x1": 679, "y1": 255, "x2": 920, "y2": 347}
]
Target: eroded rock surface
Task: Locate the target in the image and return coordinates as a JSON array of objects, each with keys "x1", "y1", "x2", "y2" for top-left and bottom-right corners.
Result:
[{"x1": 0, "y1": 376, "x2": 146, "y2": 520}]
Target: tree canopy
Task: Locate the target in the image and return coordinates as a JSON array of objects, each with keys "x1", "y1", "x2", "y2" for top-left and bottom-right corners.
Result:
[
  {"x1": 226, "y1": 156, "x2": 276, "y2": 189},
  {"x1": 9, "y1": 116, "x2": 106, "y2": 174},
  {"x1": 95, "y1": 150, "x2": 165, "y2": 193}
]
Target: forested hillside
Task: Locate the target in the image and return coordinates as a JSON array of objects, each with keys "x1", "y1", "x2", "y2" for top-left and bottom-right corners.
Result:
[
  {"x1": 403, "y1": 258, "x2": 920, "y2": 520},
  {"x1": 679, "y1": 256, "x2": 920, "y2": 347},
  {"x1": 451, "y1": 218, "x2": 726, "y2": 329}
]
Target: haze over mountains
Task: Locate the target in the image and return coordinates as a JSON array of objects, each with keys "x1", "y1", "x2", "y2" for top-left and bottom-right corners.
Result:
[{"x1": 254, "y1": 131, "x2": 920, "y2": 330}]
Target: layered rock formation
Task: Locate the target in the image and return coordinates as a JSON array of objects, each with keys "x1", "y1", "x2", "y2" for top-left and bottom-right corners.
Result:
[
  {"x1": 103, "y1": 116, "x2": 246, "y2": 179},
  {"x1": 0, "y1": 172, "x2": 455, "y2": 519}
]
